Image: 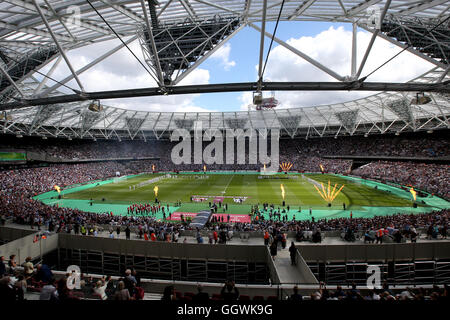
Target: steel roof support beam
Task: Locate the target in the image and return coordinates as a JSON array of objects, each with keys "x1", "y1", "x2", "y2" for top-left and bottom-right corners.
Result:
[
  {"x1": 288, "y1": 0, "x2": 316, "y2": 21},
  {"x1": 2, "y1": 80, "x2": 450, "y2": 111},
  {"x1": 5, "y1": 0, "x2": 112, "y2": 37},
  {"x1": 179, "y1": 0, "x2": 197, "y2": 21},
  {"x1": 437, "y1": 66, "x2": 450, "y2": 83},
  {"x1": 355, "y1": 0, "x2": 391, "y2": 79},
  {"x1": 98, "y1": 0, "x2": 144, "y2": 23},
  {"x1": 0, "y1": 62, "x2": 25, "y2": 97},
  {"x1": 438, "y1": 4, "x2": 450, "y2": 17},
  {"x1": 257, "y1": 0, "x2": 268, "y2": 90},
  {"x1": 192, "y1": 0, "x2": 240, "y2": 16},
  {"x1": 398, "y1": 0, "x2": 449, "y2": 15},
  {"x1": 40, "y1": 35, "x2": 137, "y2": 97},
  {"x1": 0, "y1": 21, "x2": 72, "y2": 43},
  {"x1": 244, "y1": 0, "x2": 252, "y2": 20},
  {"x1": 172, "y1": 22, "x2": 245, "y2": 85},
  {"x1": 351, "y1": 22, "x2": 357, "y2": 77},
  {"x1": 157, "y1": 0, "x2": 174, "y2": 18},
  {"x1": 360, "y1": 24, "x2": 448, "y2": 70},
  {"x1": 140, "y1": 0, "x2": 164, "y2": 86},
  {"x1": 249, "y1": 22, "x2": 345, "y2": 81},
  {"x1": 249, "y1": 0, "x2": 289, "y2": 18},
  {"x1": 347, "y1": 0, "x2": 382, "y2": 17},
  {"x1": 0, "y1": 40, "x2": 51, "y2": 49},
  {"x1": 32, "y1": 0, "x2": 85, "y2": 93},
  {"x1": 337, "y1": 0, "x2": 348, "y2": 15},
  {"x1": 33, "y1": 55, "x2": 62, "y2": 95},
  {"x1": 42, "y1": 0, "x2": 77, "y2": 41}
]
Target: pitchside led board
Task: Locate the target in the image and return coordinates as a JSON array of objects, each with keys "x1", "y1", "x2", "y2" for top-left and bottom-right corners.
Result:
[{"x1": 0, "y1": 150, "x2": 27, "y2": 164}]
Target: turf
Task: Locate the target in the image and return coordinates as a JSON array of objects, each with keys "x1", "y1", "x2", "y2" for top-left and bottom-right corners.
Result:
[
  {"x1": 62, "y1": 173, "x2": 415, "y2": 208},
  {"x1": 36, "y1": 172, "x2": 450, "y2": 220}
]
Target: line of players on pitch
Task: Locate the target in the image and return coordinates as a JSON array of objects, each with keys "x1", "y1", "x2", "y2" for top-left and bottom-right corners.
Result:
[{"x1": 127, "y1": 203, "x2": 169, "y2": 218}]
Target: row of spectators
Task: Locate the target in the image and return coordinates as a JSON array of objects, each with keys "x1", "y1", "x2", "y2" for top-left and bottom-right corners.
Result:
[
  {"x1": 1, "y1": 259, "x2": 449, "y2": 301},
  {"x1": 281, "y1": 133, "x2": 449, "y2": 158},
  {"x1": 1, "y1": 130, "x2": 448, "y2": 161},
  {"x1": 353, "y1": 161, "x2": 450, "y2": 199},
  {"x1": 0, "y1": 257, "x2": 145, "y2": 301},
  {"x1": 162, "y1": 282, "x2": 450, "y2": 301}
]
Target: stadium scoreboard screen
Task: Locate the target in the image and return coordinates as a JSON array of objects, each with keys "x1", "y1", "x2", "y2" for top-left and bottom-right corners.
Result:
[{"x1": 0, "y1": 150, "x2": 27, "y2": 164}]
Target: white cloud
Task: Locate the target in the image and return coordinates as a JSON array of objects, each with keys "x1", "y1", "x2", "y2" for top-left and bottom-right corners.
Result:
[
  {"x1": 37, "y1": 27, "x2": 435, "y2": 112},
  {"x1": 240, "y1": 26, "x2": 434, "y2": 109},
  {"x1": 38, "y1": 38, "x2": 211, "y2": 112},
  {"x1": 96, "y1": 67, "x2": 210, "y2": 112},
  {"x1": 210, "y1": 43, "x2": 236, "y2": 71},
  {"x1": 238, "y1": 92, "x2": 253, "y2": 111}
]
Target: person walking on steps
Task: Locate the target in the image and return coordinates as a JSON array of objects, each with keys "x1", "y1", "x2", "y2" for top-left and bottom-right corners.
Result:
[{"x1": 289, "y1": 242, "x2": 297, "y2": 266}]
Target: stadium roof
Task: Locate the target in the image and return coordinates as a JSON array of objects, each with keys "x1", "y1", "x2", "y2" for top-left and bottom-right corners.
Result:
[{"x1": 0, "y1": 0, "x2": 449, "y2": 140}]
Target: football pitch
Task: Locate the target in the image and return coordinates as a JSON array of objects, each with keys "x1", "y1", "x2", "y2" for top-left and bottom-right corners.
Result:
[{"x1": 35, "y1": 172, "x2": 450, "y2": 221}]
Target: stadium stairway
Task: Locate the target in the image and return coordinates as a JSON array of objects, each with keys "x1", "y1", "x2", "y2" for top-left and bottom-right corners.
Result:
[
  {"x1": 189, "y1": 210, "x2": 213, "y2": 229},
  {"x1": 272, "y1": 247, "x2": 319, "y2": 285}
]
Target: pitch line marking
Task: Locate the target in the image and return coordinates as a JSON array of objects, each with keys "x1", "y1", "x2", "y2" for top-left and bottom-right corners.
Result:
[{"x1": 222, "y1": 175, "x2": 234, "y2": 195}]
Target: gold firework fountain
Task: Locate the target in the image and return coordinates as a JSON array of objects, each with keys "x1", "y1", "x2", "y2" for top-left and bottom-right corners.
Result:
[
  {"x1": 313, "y1": 180, "x2": 345, "y2": 206},
  {"x1": 281, "y1": 184, "x2": 286, "y2": 206},
  {"x1": 54, "y1": 185, "x2": 62, "y2": 200},
  {"x1": 319, "y1": 164, "x2": 325, "y2": 174},
  {"x1": 280, "y1": 162, "x2": 293, "y2": 172},
  {"x1": 154, "y1": 186, "x2": 159, "y2": 203},
  {"x1": 410, "y1": 187, "x2": 417, "y2": 208}
]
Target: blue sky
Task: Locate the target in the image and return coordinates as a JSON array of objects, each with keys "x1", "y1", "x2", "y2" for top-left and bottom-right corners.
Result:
[{"x1": 195, "y1": 21, "x2": 352, "y2": 112}]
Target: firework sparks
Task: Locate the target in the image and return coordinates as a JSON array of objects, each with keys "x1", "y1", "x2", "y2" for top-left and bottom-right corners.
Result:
[
  {"x1": 314, "y1": 180, "x2": 345, "y2": 203},
  {"x1": 280, "y1": 162, "x2": 293, "y2": 172},
  {"x1": 410, "y1": 187, "x2": 417, "y2": 201}
]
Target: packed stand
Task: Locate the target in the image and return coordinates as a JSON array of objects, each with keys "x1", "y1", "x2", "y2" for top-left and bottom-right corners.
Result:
[
  {"x1": 353, "y1": 161, "x2": 450, "y2": 199},
  {"x1": 1, "y1": 131, "x2": 448, "y2": 162}
]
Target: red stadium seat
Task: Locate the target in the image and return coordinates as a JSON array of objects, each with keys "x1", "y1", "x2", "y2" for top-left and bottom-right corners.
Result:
[
  {"x1": 90, "y1": 293, "x2": 103, "y2": 300},
  {"x1": 211, "y1": 293, "x2": 222, "y2": 301},
  {"x1": 71, "y1": 291, "x2": 85, "y2": 299},
  {"x1": 175, "y1": 291, "x2": 183, "y2": 300}
]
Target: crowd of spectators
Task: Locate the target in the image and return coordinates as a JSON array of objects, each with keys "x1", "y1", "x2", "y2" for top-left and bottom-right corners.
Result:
[
  {"x1": 281, "y1": 132, "x2": 448, "y2": 158},
  {"x1": 0, "y1": 161, "x2": 188, "y2": 240},
  {"x1": 1, "y1": 257, "x2": 448, "y2": 301},
  {"x1": 0, "y1": 156, "x2": 448, "y2": 242},
  {"x1": 303, "y1": 282, "x2": 449, "y2": 301},
  {"x1": 203, "y1": 209, "x2": 450, "y2": 244},
  {"x1": 0, "y1": 257, "x2": 145, "y2": 301},
  {"x1": 353, "y1": 161, "x2": 450, "y2": 199},
  {"x1": 0, "y1": 129, "x2": 448, "y2": 243},
  {"x1": 1, "y1": 130, "x2": 448, "y2": 161}
]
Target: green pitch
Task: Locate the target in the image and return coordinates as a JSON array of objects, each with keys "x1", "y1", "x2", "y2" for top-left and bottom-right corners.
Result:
[
  {"x1": 0, "y1": 151, "x2": 26, "y2": 162},
  {"x1": 61, "y1": 173, "x2": 409, "y2": 206},
  {"x1": 35, "y1": 172, "x2": 450, "y2": 221}
]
